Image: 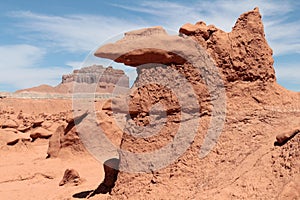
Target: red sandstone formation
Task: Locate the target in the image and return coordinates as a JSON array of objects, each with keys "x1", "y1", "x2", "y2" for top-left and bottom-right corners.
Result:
[
  {"x1": 179, "y1": 7, "x2": 275, "y2": 82},
  {"x1": 93, "y1": 8, "x2": 300, "y2": 199}
]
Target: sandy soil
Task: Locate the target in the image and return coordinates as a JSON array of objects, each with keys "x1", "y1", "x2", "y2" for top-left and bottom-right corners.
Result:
[
  {"x1": 0, "y1": 97, "x2": 112, "y2": 200},
  {"x1": 0, "y1": 140, "x2": 111, "y2": 199},
  {"x1": 0, "y1": 139, "x2": 108, "y2": 200}
]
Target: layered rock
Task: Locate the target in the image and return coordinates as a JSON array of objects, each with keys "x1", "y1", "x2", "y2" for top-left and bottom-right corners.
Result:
[
  {"x1": 62, "y1": 65, "x2": 129, "y2": 88},
  {"x1": 16, "y1": 65, "x2": 129, "y2": 93}
]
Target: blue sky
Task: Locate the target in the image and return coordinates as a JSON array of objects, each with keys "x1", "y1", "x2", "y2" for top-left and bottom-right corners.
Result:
[{"x1": 0, "y1": 0, "x2": 299, "y2": 92}]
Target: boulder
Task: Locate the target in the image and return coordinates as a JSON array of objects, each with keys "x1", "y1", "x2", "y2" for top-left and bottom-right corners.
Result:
[
  {"x1": 0, "y1": 129, "x2": 31, "y2": 146},
  {"x1": 1, "y1": 119, "x2": 19, "y2": 129},
  {"x1": 17, "y1": 125, "x2": 31, "y2": 133},
  {"x1": 59, "y1": 169, "x2": 82, "y2": 186},
  {"x1": 276, "y1": 128, "x2": 300, "y2": 145},
  {"x1": 33, "y1": 118, "x2": 44, "y2": 127},
  {"x1": 30, "y1": 127, "x2": 53, "y2": 140}
]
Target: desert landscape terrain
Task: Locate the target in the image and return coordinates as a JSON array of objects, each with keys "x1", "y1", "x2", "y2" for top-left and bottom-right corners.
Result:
[{"x1": 0, "y1": 7, "x2": 299, "y2": 200}]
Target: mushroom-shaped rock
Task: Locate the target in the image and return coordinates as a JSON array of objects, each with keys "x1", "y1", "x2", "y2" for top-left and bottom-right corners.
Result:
[{"x1": 94, "y1": 26, "x2": 191, "y2": 67}]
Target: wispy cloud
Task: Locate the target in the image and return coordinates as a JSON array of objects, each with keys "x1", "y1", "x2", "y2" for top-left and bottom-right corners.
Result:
[
  {"x1": 275, "y1": 63, "x2": 300, "y2": 91},
  {"x1": 112, "y1": 0, "x2": 300, "y2": 56},
  {"x1": 2, "y1": 1, "x2": 299, "y2": 92},
  {"x1": 111, "y1": 0, "x2": 300, "y2": 91},
  {"x1": 9, "y1": 11, "x2": 147, "y2": 53},
  {"x1": 66, "y1": 61, "x2": 83, "y2": 69},
  {"x1": 8, "y1": 1, "x2": 300, "y2": 56},
  {"x1": 0, "y1": 44, "x2": 71, "y2": 91}
]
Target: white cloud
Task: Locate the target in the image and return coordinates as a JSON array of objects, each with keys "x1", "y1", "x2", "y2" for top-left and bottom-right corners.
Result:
[
  {"x1": 9, "y1": 11, "x2": 147, "y2": 53},
  {"x1": 276, "y1": 65, "x2": 300, "y2": 80},
  {"x1": 0, "y1": 44, "x2": 44, "y2": 68},
  {"x1": 275, "y1": 64, "x2": 300, "y2": 91},
  {"x1": 66, "y1": 61, "x2": 83, "y2": 69},
  {"x1": 112, "y1": 0, "x2": 300, "y2": 56},
  {"x1": 3, "y1": 1, "x2": 299, "y2": 92},
  {"x1": 4, "y1": 11, "x2": 146, "y2": 91},
  {"x1": 0, "y1": 44, "x2": 71, "y2": 91},
  {"x1": 8, "y1": 1, "x2": 299, "y2": 56},
  {"x1": 111, "y1": 0, "x2": 300, "y2": 90}
]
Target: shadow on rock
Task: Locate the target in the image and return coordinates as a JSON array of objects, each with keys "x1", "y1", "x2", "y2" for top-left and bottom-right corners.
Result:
[{"x1": 73, "y1": 158, "x2": 119, "y2": 199}]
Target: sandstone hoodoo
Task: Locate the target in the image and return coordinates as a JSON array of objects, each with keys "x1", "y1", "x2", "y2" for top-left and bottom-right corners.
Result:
[
  {"x1": 96, "y1": 8, "x2": 275, "y2": 84},
  {"x1": 93, "y1": 8, "x2": 300, "y2": 199},
  {"x1": 47, "y1": 111, "x2": 89, "y2": 158}
]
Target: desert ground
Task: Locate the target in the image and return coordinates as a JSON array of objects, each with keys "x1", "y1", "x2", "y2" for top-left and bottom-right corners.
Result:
[{"x1": 0, "y1": 98, "x2": 113, "y2": 200}]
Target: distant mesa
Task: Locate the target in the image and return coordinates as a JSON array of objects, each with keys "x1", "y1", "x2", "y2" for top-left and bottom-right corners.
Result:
[
  {"x1": 62, "y1": 65, "x2": 129, "y2": 87},
  {"x1": 16, "y1": 65, "x2": 129, "y2": 94}
]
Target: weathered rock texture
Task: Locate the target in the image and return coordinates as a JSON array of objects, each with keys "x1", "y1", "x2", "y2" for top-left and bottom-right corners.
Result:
[
  {"x1": 46, "y1": 111, "x2": 89, "y2": 158},
  {"x1": 95, "y1": 27, "x2": 187, "y2": 66},
  {"x1": 179, "y1": 7, "x2": 275, "y2": 83},
  {"x1": 94, "y1": 7, "x2": 300, "y2": 200}
]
